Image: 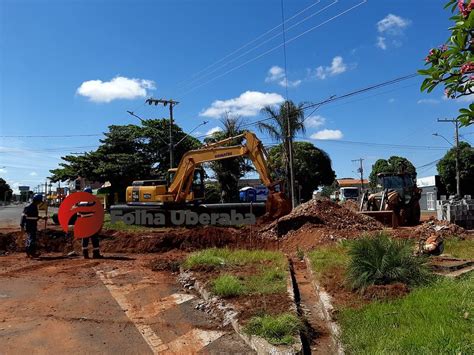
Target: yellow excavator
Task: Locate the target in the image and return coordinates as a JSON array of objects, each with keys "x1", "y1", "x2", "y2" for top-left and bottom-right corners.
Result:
[{"x1": 111, "y1": 131, "x2": 291, "y2": 220}]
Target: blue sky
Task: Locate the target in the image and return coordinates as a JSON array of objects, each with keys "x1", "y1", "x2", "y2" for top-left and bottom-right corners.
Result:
[{"x1": 1, "y1": 0, "x2": 473, "y2": 193}]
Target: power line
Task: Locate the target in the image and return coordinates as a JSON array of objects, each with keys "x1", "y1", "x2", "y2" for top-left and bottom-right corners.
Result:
[
  {"x1": 300, "y1": 138, "x2": 449, "y2": 151},
  {"x1": 301, "y1": 73, "x2": 418, "y2": 111},
  {"x1": 176, "y1": 0, "x2": 325, "y2": 89},
  {"x1": 0, "y1": 134, "x2": 103, "y2": 138},
  {"x1": 237, "y1": 73, "x2": 418, "y2": 131},
  {"x1": 4, "y1": 73, "x2": 419, "y2": 145},
  {"x1": 0, "y1": 145, "x2": 99, "y2": 153},
  {"x1": 178, "y1": 1, "x2": 336, "y2": 91},
  {"x1": 416, "y1": 159, "x2": 441, "y2": 169},
  {"x1": 179, "y1": 0, "x2": 368, "y2": 97}
]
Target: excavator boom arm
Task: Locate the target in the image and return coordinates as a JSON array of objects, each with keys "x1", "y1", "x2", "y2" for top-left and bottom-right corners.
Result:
[{"x1": 168, "y1": 132, "x2": 278, "y2": 202}]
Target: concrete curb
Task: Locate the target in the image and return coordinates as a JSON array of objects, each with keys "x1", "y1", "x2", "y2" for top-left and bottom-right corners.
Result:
[
  {"x1": 179, "y1": 267, "x2": 302, "y2": 355},
  {"x1": 304, "y1": 257, "x2": 344, "y2": 355}
]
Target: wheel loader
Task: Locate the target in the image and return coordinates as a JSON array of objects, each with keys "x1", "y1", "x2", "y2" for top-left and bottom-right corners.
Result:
[
  {"x1": 111, "y1": 131, "x2": 292, "y2": 224},
  {"x1": 360, "y1": 172, "x2": 421, "y2": 227}
]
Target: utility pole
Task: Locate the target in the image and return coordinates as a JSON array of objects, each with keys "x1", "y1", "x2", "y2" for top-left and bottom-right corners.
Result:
[
  {"x1": 286, "y1": 102, "x2": 296, "y2": 209},
  {"x1": 146, "y1": 98, "x2": 179, "y2": 168},
  {"x1": 352, "y1": 158, "x2": 364, "y2": 191},
  {"x1": 437, "y1": 118, "x2": 461, "y2": 196}
]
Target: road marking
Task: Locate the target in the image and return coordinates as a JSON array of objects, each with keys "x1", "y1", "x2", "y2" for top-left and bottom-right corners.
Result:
[
  {"x1": 164, "y1": 328, "x2": 225, "y2": 353},
  {"x1": 96, "y1": 269, "x2": 167, "y2": 354},
  {"x1": 140, "y1": 293, "x2": 195, "y2": 318},
  {"x1": 96, "y1": 269, "x2": 218, "y2": 354}
]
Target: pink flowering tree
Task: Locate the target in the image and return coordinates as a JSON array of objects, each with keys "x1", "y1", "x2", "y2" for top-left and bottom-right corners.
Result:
[{"x1": 419, "y1": 0, "x2": 473, "y2": 126}]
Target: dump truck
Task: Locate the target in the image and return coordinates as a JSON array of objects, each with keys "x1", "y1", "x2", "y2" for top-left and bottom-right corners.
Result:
[
  {"x1": 359, "y1": 172, "x2": 421, "y2": 227},
  {"x1": 111, "y1": 131, "x2": 291, "y2": 222}
]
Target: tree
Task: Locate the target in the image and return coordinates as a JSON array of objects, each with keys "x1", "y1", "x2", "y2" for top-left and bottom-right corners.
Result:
[
  {"x1": 258, "y1": 100, "x2": 306, "y2": 192},
  {"x1": 204, "y1": 114, "x2": 253, "y2": 202},
  {"x1": 437, "y1": 141, "x2": 474, "y2": 196},
  {"x1": 267, "y1": 142, "x2": 335, "y2": 201},
  {"x1": 320, "y1": 181, "x2": 340, "y2": 198},
  {"x1": 0, "y1": 178, "x2": 12, "y2": 202},
  {"x1": 418, "y1": 0, "x2": 474, "y2": 126},
  {"x1": 50, "y1": 119, "x2": 201, "y2": 201},
  {"x1": 369, "y1": 156, "x2": 416, "y2": 188}
]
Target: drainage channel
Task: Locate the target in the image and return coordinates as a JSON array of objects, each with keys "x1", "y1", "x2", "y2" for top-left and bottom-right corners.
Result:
[
  {"x1": 288, "y1": 258, "x2": 336, "y2": 355},
  {"x1": 288, "y1": 258, "x2": 314, "y2": 355}
]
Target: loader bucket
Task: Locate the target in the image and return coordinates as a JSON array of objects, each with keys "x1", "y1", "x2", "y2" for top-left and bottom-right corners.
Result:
[{"x1": 265, "y1": 191, "x2": 292, "y2": 219}]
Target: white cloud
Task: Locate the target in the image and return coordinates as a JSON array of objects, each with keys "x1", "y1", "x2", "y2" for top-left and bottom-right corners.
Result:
[
  {"x1": 0, "y1": 168, "x2": 7, "y2": 173},
  {"x1": 377, "y1": 14, "x2": 411, "y2": 35},
  {"x1": 376, "y1": 36, "x2": 387, "y2": 50},
  {"x1": 200, "y1": 91, "x2": 284, "y2": 118},
  {"x1": 455, "y1": 94, "x2": 474, "y2": 103},
  {"x1": 314, "y1": 56, "x2": 347, "y2": 80},
  {"x1": 266, "y1": 66, "x2": 285, "y2": 82},
  {"x1": 305, "y1": 115, "x2": 326, "y2": 128},
  {"x1": 265, "y1": 66, "x2": 301, "y2": 88},
  {"x1": 77, "y1": 76, "x2": 156, "y2": 103},
  {"x1": 375, "y1": 14, "x2": 411, "y2": 50},
  {"x1": 206, "y1": 126, "x2": 223, "y2": 135},
  {"x1": 417, "y1": 98, "x2": 440, "y2": 104},
  {"x1": 441, "y1": 93, "x2": 474, "y2": 103},
  {"x1": 310, "y1": 129, "x2": 343, "y2": 140},
  {"x1": 29, "y1": 171, "x2": 38, "y2": 176}
]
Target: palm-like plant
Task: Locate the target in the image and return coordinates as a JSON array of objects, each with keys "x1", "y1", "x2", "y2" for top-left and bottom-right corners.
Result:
[
  {"x1": 346, "y1": 233, "x2": 432, "y2": 291},
  {"x1": 258, "y1": 100, "x2": 306, "y2": 185},
  {"x1": 204, "y1": 113, "x2": 253, "y2": 202}
]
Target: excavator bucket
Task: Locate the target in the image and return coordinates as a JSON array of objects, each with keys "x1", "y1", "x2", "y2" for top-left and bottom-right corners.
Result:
[{"x1": 265, "y1": 191, "x2": 292, "y2": 219}]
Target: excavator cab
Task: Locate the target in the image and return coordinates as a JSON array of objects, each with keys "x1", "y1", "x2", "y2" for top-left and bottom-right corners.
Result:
[{"x1": 167, "y1": 167, "x2": 205, "y2": 201}]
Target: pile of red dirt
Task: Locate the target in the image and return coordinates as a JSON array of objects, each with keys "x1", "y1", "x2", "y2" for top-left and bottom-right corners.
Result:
[
  {"x1": 1, "y1": 226, "x2": 278, "y2": 255},
  {"x1": 362, "y1": 282, "x2": 409, "y2": 301},
  {"x1": 100, "y1": 226, "x2": 276, "y2": 253},
  {"x1": 413, "y1": 219, "x2": 467, "y2": 238},
  {"x1": 0, "y1": 232, "x2": 17, "y2": 254},
  {"x1": 340, "y1": 200, "x2": 360, "y2": 212},
  {"x1": 260, "y1": 198, "x2": 383, "y2": 240}
]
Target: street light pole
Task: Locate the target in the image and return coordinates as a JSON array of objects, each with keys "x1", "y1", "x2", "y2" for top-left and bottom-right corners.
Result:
[
  {"x1": 146, "y1": 98, "x2": 180, "y2": 168},
  {"x1": 436, "y1": 118, "x2": 461, "y2": 196}
]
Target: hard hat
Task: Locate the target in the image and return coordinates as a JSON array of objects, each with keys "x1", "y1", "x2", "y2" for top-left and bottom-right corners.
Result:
[
  {"x1": 83, "y1": 187, "x2": 93, "y2": 194},
  {"x1": 33, "y1": 194, "x2": 43, "y2": 202}
]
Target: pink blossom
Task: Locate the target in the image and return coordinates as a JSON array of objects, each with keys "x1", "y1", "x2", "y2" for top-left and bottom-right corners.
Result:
[
  {"x1": 461, "y1": 62, "x2": 474, "y2": 74},
  {"x1": 458, "y1": 0, "x2": 473, "y2": 17}
]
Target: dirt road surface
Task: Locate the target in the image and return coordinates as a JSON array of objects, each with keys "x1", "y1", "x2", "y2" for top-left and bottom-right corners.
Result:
[{"x1": 0, "y1": 253, "x2": 253, "y2": 354}]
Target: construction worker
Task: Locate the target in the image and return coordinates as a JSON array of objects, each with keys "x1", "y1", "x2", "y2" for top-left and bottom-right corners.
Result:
[
  {"x1": 80, "y1": 187, "x2": 103, "y2": 259},
  {"x1": 20, "y1": 194, "x2": 45, "y2": 258}
]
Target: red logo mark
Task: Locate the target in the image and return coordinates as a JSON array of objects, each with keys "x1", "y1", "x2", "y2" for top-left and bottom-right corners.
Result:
[{"x1": 58, "y1": 192, "x2": 104, "y2": 239}]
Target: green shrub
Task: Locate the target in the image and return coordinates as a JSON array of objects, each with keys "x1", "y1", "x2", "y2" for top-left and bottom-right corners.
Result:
[
  {"x1": 212, "y1": 275, "x2": 243, "y2": 297},
  {"x1": 346, "y1": 233, "x2": 432, "y2": 291},
  {"x1": 244, "y1": 313, "x2": 302, "y2": 345}
]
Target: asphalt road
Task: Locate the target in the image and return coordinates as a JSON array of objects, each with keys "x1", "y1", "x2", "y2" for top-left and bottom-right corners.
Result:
[
  {"x1": 0, "y1": 253, "x2": 253, "y2": 354},
  {"x1": 0, "y1": 204, "x2": 25, "y2": 229},
  {"x1": 0, "y1": 204, "x2": 58, "y2": 230}
]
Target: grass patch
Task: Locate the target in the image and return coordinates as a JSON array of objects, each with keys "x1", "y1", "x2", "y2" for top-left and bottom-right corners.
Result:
[
  {"x1": 182, "y1": 248, "x2": 286, "y2": 269},
  {"x1": 184, "y1": 248, "x2": 288, "y2": 297},
  {"x1": 102, "y1": 214, "x2": 158, "y2": 232},
  {"x1": 347, "y1": 233, "x2": 432, "y2": 290},
  {"x1": 245, "y1": 267, "x2": 287, "y2": 295},
  {"x1": 339, "y1": 273, "x2": 474, "y2": 354},
  {"x1": 244, "y1": 313, "x2": 302, "y2": 345},
  {"x1": 444, "y1": 237, "x2": 474, "y2": 259},
  {"x1": 212, "y1": 275, "x2": 244, "y2": 297},
  {"x1": 308, "y1": 242, "x2": 349, "y2": 276}
]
